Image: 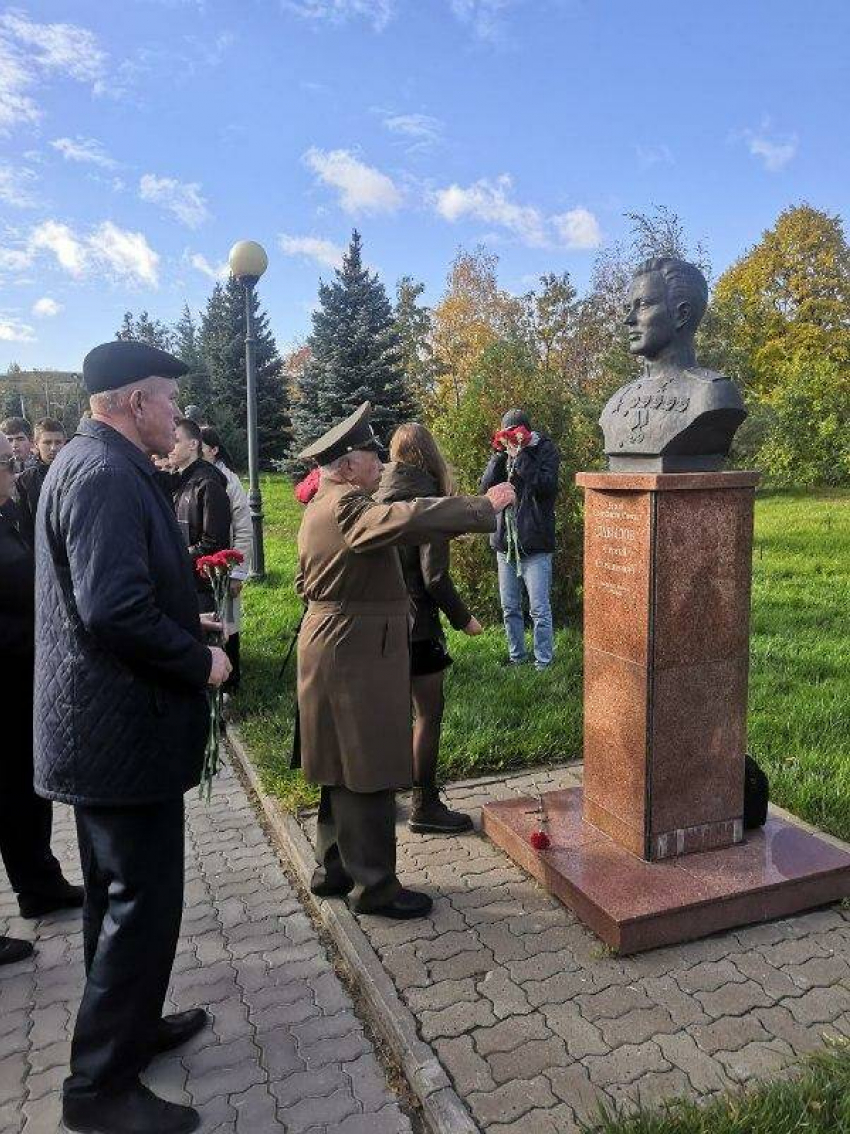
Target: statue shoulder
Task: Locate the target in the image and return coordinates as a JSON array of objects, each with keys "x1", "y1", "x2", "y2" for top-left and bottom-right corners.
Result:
[{"x1": 686, "y1": 366, "x2": 733, "y2": 384}]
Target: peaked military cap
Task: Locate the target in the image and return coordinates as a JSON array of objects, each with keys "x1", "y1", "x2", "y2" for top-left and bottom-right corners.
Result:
[
  {"x1": 83, "y1": 340, "x2": 189, "y2": 394},
  {"x1": 297, "y1": 401, "x2": 386, "y2": 464}
]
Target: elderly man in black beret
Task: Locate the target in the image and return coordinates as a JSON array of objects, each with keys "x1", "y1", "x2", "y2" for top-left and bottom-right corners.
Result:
[{"x1": 34, "y1": 341, "x2": 232, "y2": 1134}]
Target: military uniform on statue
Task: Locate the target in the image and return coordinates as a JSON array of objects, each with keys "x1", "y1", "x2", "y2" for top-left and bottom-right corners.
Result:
[
  {"x1": 294, "y1": 403, "x2": 515, "y2": 919},
  {"x1": 33, "y1": 341, "x2": 232, "y2": 1134}
]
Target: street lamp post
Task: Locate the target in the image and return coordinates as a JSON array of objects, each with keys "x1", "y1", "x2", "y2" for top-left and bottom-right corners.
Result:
[{"x1": 228, "y1": 239, "x2": 269, "y2": 580}]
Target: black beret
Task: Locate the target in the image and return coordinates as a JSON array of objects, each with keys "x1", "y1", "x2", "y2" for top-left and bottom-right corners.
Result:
[{"x1": 83, "y1": 340, "x2": 189, "y2": 394}]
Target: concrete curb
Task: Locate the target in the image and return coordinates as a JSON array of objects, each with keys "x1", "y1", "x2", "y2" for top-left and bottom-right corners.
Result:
[{"x1": 227, "y1": 727, "x2": 480, "y2": 1134}]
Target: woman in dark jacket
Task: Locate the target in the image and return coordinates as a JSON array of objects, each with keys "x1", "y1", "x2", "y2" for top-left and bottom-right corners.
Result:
[
  {"x1": 0, "y1": 436, "x2": 81, "y2": 966},
  {"x1": 376, "y1": 424, "x2": 482, "y2": 834}
]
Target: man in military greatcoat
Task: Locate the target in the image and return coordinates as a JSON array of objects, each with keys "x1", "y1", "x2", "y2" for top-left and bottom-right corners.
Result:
[{"x1": 296, "y1": 403, "x2": 515, "y2": 920}]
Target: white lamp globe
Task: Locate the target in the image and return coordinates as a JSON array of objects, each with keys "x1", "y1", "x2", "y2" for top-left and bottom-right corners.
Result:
[{"x1": 228, "y1": 240, "x2": 268, "y2": 281}]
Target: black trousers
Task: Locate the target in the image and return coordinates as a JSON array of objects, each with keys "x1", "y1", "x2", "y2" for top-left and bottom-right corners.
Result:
[
  {"x1": 313, "y1": 786, "x2": 401, "y2": 912},
  {"x1": 224, "y1": 631, "x2": 241, "y2": 691},
  {"x1": 64, "y1": 799, "x2": 185, "y2": 1099},
  {"x1": 0, "y1": 676, "x2": 63, "y2": 898}
]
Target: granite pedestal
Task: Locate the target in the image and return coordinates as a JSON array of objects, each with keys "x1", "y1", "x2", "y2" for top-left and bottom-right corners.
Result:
[{"x1": 483, "y1": 471, "x2": 850, "y2": 952}]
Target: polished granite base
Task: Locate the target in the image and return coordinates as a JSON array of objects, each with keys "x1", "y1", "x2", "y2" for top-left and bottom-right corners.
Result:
[{"x1": 482, "y1": 788, "x2": 850, "y2": 954}]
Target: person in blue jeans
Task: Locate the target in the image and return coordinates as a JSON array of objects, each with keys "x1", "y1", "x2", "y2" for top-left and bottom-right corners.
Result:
[{"x1": 480, "y1": 409, "x2": 560, "y2": 671}]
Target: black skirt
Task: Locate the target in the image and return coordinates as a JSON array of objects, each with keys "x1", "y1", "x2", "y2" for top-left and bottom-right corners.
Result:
[{"x1": 410, "y1": 637, "x2": 453, "y2": 677}]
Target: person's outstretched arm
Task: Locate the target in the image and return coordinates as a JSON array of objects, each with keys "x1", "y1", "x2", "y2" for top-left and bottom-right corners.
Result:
[{"x1": 334, "y1": 487, "x2": 512, "y2": 553}]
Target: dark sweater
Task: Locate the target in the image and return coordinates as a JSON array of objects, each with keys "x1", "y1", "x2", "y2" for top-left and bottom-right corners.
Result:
[
  {"x1": 375, "y1": 462, "x2": 471, "y2": 642},
  {"x1": 0, "y1": 499, "x2": 35, "y2": 661}
]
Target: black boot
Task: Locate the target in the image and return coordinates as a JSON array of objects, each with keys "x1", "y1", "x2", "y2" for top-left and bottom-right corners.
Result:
[
  {"x1": 409, "y1": 786, "x2": 473, "y2": 834},
  {"x1": 0, "y1": 936, "x2": 34, "y2": 966},
  {"x1": 18, "y1": 876, "x2": 84, "y2": 918},
  {"x1": 63, "y1": 1082, "x2": 200, "y2": 1134}
]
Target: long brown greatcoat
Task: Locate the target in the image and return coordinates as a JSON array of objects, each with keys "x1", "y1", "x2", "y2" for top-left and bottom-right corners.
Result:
[{"x1": 296, "y1": 479, "x2": 496, "y2": 793}]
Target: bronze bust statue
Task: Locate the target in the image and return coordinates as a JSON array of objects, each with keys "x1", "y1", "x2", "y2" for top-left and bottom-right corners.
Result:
[{"x1": 599, "y1": 257, "x2": 746, "y2": 472}]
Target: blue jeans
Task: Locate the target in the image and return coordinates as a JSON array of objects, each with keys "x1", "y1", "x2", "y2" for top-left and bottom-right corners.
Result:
[{"x1": 496, "y1": 551, "x2": 554, "y2": 668}]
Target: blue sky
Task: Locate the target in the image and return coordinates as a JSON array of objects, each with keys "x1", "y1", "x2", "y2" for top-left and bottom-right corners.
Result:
[{"x1": 1, "y1": 0, "x2": 849, "y2": 371}]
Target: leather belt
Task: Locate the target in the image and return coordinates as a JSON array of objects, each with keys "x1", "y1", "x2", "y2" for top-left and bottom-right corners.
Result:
[{"x1": 306, "y1": 599, "x2": 410, "y2": 616}]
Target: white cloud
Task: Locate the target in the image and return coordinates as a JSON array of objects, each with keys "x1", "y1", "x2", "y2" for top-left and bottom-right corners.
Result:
[
  {"x1": 279, "y1": 233, "x2": 345, "y2": 270},
  {"x1": 448, "y1": 0, "x2": 513, "y2": 42},
  {"x1": 382, "y1": 112, "x2": 443, "y2": 150},
  {"x1": 51, "y1": 136, "x2": 117, "y2": 169},
  {"x1": 0, "y1": 163, "x2": 40, "y2": 207},
  {"x1": 89, "y1": 221, "x2": 159, "y2": 286},
  {"x1": 304, "y1": 147, "x2": 402, "y2": 215},
  {"x1": 189, "y1": 252, "x2": 228, "y2": 281},
  {"x1": 635, "y1": 143, "x2": 674, "y2": 169},
  {"x1": 0, "y1": 11, "x2": 107, "y2": 132},
  {"x1": 283, "y1": 0, "x2": 395, "y2": 31},
  {"x1": 30, "y1": 220, "x2": 88, "y2": 275},
  {"x1": 551, "y1": 206, "x2": 602, "y2": 250},
  {"x1": 742, "y1": 128, "x2": 797, "y2": 172},
  {"x1": 0, "y1": 315, "x2": 35, "y2": 342},
  {"x1": 1, "y1": 219, "x2": 160, "y2": 286},
  {"x1": 32, "y1": 296, "x2": 61, "y2": 317},
  {"x1": 139, "y1": 174, "x2": 210, "y2": 228},
  {"x1": 434, "y1": 174, "x2": 547, "y2": 247}
]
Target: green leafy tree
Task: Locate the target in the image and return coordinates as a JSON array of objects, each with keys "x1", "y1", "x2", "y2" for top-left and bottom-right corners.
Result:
[
  {"x1": 290, "y1": 231, "x2": 415, "y2": 461},
  {"x1": 712, "y1": 204, "x2": 850, "y2": 398},
  {"x1": 756, "y1": 356, "x2": 850, "y2": 486}
]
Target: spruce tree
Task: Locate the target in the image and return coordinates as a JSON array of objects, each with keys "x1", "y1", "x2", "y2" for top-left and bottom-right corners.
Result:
[
  {"x1": 198, "y1": 278, "x2": 290, "y2": 467},
  {"x1": 115, "y1": 310, "x2": 173, "y2": 350},
  {"x1": 290, "y1": 230, "x2": 416, "y2": 461},
  {"x1": 172, "y1": 304, "x2": 212, "y2": 415}
]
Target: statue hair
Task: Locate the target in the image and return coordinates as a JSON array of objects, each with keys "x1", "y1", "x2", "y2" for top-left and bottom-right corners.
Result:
[{"x1": 633, "y1": 256, "x2": 708, "y2": 333}]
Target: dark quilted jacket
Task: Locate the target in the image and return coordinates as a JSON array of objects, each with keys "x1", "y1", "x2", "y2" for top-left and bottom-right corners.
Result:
[{"x1": 34, "y1": 419, "x2": 213, "y2": 805}]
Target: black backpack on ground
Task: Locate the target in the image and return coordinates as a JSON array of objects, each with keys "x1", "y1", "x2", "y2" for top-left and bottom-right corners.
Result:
[{"x1": 744, "y1": 754, "x2": 769, "y2": 829}]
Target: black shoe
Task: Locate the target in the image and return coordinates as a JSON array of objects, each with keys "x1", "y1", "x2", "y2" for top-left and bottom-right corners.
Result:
[
  {"x1": 499, "y1": 655, "x2": 529, "y2": 667},
  {"x1": 409, "y1": 788, "x2": 473, "y2": 834},
  {"x1": 154, "y1": 1009, "x2": 210, "y2": 1055},
  {"x1": 310, "y1": 869, "x2": 354, "y2": 898},
  {"x1": 18, "y1": 879, "x2": 84, "y2": 919},
  {"x1": 358, "y1": 888, "x2": 433, "y2": 920},
  {"x1": 63, "y1": 1082, "x2": 200, "y2": 1134},
  {"x1": 0, "y1": 936, "x2": 34, "y2": 966}
]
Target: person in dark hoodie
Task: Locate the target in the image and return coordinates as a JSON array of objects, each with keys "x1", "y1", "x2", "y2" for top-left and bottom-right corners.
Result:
[
  {"x1": 168, "y1": 418, "x2": 232, "y2": 613},
  {"x1": 0, "y1": 432, "x2": 82, "y2": 966},
  {"x1": 377, "y1": 423, "x2": 482, "y2": 834},
  {"x1": 479, "y1": 408, "x2": 560, "y2": 671},
  {"x1": 15, "y1": 417, "x2": 65, "y2": 546}
]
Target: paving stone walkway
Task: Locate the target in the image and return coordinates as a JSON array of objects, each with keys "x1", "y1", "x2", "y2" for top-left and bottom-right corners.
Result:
[
  {"x1": 0, "y1": 759, "x2": 415, "y2": 1134},
  {"x1": 305, "y1": 765, "x2": 850, "y2": 1134}
]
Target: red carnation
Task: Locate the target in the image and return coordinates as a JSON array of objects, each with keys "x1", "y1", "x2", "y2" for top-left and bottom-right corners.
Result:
[
  {"x1": 295, "y1": 467, "x2": 321, "y2": 505},
  {"x1": 492, "y1": 426, "x2": 532, "y2": 451},
  {"x1": 529, "y1": 830, "x2": 550, "y2": 851},
  {"x1": 220, "y1": 549, "x2": 245, "y2": 564}
]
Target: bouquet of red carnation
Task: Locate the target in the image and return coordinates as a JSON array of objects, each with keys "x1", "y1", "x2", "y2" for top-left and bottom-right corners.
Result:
[
  {"x1": 490, "y1": 425, "x2": 532, "y2": 575},
  {"x1": 295, "y1": 467, "x2": 320, "y2": 505},
  {"x1": 195, "y1": 548, "x2": 245, "y2": 800}
]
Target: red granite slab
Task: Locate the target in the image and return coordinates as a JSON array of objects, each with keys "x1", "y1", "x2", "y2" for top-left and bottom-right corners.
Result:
[
  {"x1": 576, "y1": 471, "x2": 761, "y2": 491},
  {"x1": 482, "y1": 788, "x2": 850, "y2": 954}
]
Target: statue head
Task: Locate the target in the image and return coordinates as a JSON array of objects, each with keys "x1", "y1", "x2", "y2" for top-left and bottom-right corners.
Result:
[{"x1": 623, "y1": 257, "x2": 708, "y2": 361}]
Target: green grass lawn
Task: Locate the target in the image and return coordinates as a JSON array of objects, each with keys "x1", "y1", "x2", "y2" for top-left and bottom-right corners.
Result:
[
  {"x1": 583, "y1": 1040, "x2": 850, "y2": 1134},
  {"x1": 236, "y1": 476, "x2": 849, "y2": 840}
]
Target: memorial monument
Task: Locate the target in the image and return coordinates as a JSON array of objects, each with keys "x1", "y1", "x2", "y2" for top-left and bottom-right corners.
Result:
[{"x1": 483, "y1": 256, "x2": 850, "y2": 953}]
